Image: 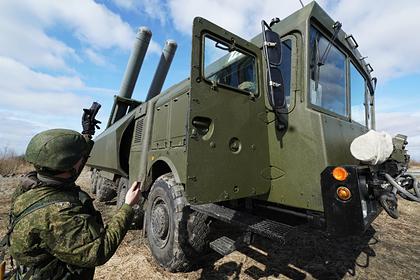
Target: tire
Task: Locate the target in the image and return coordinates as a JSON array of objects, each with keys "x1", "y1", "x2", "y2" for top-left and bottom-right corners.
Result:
[
  {"x1": 145, "y1": 173, "x2": 210, "y2": 272},
  {"x1": 96, "y1": 177, "x2": 117, "y2": 202},
  {"x1": 117, "y1": 177, "x2": 144, "y2": 228},
  {"x1": 116, "y1": 177, "x2": 129, "y2": 209},
  {"x1": 91, "y1": 170, "x2": 98, "y2": 194}
]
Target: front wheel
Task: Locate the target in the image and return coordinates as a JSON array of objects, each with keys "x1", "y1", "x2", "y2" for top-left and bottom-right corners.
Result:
[{"x1": 145, "y1": 173, "x2": 210, "y2": 272}]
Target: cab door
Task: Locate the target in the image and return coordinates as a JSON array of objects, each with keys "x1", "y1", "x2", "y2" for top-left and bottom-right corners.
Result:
[{"x1": 186, "y1": 17, "x2": 270, "y2": 204}]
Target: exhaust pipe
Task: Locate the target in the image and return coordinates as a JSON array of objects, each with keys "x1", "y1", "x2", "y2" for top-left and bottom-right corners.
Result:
[
  {"x1": 145, "y1": 39, "x2": 177, "y2": 101},
  {"x1": 110, "y1": 27, "x2": 152, "y2": 125}
]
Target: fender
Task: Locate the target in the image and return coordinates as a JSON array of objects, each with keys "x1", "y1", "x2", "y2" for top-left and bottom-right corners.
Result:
[{"x1": 146, "y1": 156, "x2": 182, "y2": 191}]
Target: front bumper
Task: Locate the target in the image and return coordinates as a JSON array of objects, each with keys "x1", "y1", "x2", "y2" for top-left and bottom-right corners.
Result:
[{"x1": 321, "y1": 166, "x2": 382, "y2": 236}]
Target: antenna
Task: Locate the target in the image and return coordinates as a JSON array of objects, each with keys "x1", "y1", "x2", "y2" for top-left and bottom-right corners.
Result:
[{"x1": 298, "y1": 0, "x2": 304, "y2": 8}]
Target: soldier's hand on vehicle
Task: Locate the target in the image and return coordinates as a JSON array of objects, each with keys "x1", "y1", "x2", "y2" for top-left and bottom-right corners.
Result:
[{"x1": 125, "y1": 181, "x2": 141, "y2": 206}]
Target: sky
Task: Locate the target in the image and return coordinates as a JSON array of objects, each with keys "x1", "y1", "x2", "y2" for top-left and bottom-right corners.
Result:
[{"x1": 0, "y1": 0, "x2": 419, "y2": 160}]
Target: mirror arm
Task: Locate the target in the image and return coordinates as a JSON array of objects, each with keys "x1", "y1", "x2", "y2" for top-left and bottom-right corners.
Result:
[{"x1": 371, "y1": 77, "x2": 377, "y2": 95}]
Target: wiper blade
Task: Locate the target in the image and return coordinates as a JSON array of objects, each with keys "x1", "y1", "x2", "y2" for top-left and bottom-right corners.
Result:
[
  {"x1": 318, "y1": 21, "x2": 342, "y2": 66},
  {"x1": 311, "y1": 21, "x2": 342, "y2": 92}
]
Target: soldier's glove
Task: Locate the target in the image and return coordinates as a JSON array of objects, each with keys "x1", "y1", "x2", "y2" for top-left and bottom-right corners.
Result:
[{"x1": 82, "y1": 102, "x2": 102, "y2": 136}]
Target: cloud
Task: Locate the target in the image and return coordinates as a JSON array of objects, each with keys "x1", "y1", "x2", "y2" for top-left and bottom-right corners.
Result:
[
  {"x1": 0, "y1": 112, "x2": 48, "y2": 154},
  {"x1": 84, "y1": 49, "x2": 107, "y2": 66},
  {"x1": 0, "y1": 108, "x2": 91, "y2": 155},
  {"x1": 166, "y1": 0, "x2": 327, "y2": 39},
  {"x1": 0, "y1": 57, "x2": 91, "y2": 115},
  {"x1": 0, "y1": 57, "x2": 95, "y2": 154},
  {"x1": 148, "y1": 39, "x2": 163, "y2": 56},
  {"x1": 27, "y1": 0, "x2": 134, "y2": 50},
  {"x1": 0, "y1": 1, "x2": 154, "y2": 153},
  {"x1": 0, "y1": 57, "x2": 84, "y2": 93},
  {"x1": 376, "y1": 112, "x2": 420, "y2": 160},
  {"x1": 0, "y1": 13, "x2": 78, "y2": 71},
  {"x1": 165, "y1": 0, "x2": 420, "y2": 80},
  {"x1": 327, "y1": 0, "x2": 420, "y2": 80},
  {"x1": 0, "y1": 0, "x2": 140, "y2": 72},
  {"x1": 0, "y1": 56, "x2": 94, "y2": 154},
  {"x1": 112, "y1": 0, "x2": 168, "y2": 25},
  {"x1": 376, "y1": 112, "x2": 420, "y2": 137}
]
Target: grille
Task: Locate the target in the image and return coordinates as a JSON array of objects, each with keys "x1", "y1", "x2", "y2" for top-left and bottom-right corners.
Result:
[{"x1": 133, "y1": 117, "x2": 144, "y2": 144}]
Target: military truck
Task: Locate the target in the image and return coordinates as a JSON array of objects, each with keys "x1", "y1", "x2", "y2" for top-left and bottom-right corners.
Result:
[{"x1": 86, "y1": 1, "x2": 419, "y2": 271}]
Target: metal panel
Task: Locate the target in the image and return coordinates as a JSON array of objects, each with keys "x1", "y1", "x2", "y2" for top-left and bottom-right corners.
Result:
[
  {"x1": 169, "y1": 93, "x2": 188, "y2": 147},
  {"x1": 151, "y1": 103, "x2": 169, "y2": 150},
  {"x1": 86, "y1": 110, "x2": 135, "y2": 176},
  {"x1": 186, "y1": 17, "x2": 270, "y2": 204}
]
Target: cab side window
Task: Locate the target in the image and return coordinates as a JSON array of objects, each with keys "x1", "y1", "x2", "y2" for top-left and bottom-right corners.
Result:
[{"x1": 350, "y1": 63, "x2": 367, "y2": 126}]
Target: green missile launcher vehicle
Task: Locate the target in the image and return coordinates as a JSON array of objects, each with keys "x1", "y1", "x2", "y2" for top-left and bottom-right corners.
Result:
[{"x1": 86, "y1": 1, "x2": 420, "y2": 271}]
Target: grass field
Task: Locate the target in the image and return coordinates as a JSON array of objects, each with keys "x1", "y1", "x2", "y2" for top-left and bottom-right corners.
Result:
[{"x1": 1, "y1": 168, "x2": 419, "y2": 279}]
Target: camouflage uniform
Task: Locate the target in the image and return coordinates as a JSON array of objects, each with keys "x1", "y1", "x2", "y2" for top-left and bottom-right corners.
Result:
[
  {"x1": 5, "y1": 128, "x2": 134, "y2": 279},
  {"x1": 9, "y1": 171, "x2": 134, "y2": 279}
]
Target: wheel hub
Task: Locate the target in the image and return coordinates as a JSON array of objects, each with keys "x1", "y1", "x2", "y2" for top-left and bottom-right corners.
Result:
[{"x1": 151, "y1": 199, "x2": 170, "y2": 247}]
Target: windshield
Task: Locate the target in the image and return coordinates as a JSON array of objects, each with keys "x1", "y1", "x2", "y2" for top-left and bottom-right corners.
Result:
[{"x1": 309, "y1": 26, "x2": 347, "y2": 117}]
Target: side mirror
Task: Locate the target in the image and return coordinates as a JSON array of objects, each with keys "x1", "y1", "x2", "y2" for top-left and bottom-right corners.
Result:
[
  {"x1": 264, "y1": 30, "x2": 282, "y2": 65},
  {"x1": 262, "y1": 21, "x2": 285, "y2": 110},
  {"x1": 269, "y1": 67, "x2": 285, "y2": 107}
]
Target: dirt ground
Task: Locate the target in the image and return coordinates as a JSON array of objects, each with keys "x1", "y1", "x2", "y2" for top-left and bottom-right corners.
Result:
[{"x1": 1, "y1": 169, "x2": 419, "y2": 279}]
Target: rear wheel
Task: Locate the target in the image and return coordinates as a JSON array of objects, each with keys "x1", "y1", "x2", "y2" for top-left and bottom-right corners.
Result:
[
  {"x1": 116, "y1": 178, "x2": 129, "y2": 208},
  {"x1": 117, "y1": 177, "x2": 144, "y2": 228},
  {"x1": 96, "y1": 177, "x2": 117, "y2": 202},
  {"x1": 90, "y1": 169, "x2": 98, "y2": 194},
  {"x1": 145, "y1": 173, "x2": 210, "y2": 272}
]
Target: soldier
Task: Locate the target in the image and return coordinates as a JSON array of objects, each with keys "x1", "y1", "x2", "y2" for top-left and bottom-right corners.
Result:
[{"x1": 3, "y1": 106, "x2": 141, "y2": 279}]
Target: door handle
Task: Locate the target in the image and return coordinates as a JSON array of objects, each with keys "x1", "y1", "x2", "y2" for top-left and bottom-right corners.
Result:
[{"x1": 192, "y1": 116, "x2": 212, "y2": 135}]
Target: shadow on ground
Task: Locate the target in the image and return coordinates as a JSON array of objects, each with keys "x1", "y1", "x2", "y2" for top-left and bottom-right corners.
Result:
[{"x1": 197, "y1": 225, "x2": 377, "y2": 280}]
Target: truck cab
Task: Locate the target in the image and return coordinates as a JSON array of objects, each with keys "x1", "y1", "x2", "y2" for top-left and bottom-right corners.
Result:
[{"x1": 185, "y1": 2, "x2": 380, "y2": 231}]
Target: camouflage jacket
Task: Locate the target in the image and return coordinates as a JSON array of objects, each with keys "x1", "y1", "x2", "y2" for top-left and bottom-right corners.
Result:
[{"x1": 8, "y1": 172, "x2": 134, "y2": 280}]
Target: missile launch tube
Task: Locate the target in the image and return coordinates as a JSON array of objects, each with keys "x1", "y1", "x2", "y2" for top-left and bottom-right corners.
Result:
[
  {"x1": 145, "y1": 40, "x2": 177, "y2": 101},
  {"x1": 109, "y1": 27, "x2": 152, "y2": 126},
  {"x1": 120, "y1": 27, "x2": 152, "y2": 99}
]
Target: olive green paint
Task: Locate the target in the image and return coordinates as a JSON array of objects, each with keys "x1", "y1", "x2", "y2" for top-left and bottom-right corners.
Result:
[
  {"x1": 87, "y1": 1, "x2": 375, "y2": 213},
  {"x1": 186, "y1": 17, "x2": 270, "y2": 204},
  {"x1": 87, "y1": 110, "x2": 136, "y2": 177}
]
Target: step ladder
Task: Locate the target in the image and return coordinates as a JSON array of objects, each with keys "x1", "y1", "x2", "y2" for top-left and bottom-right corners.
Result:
[{"x1": 191, "y1": 203, "x2": 294, "y2": 250}]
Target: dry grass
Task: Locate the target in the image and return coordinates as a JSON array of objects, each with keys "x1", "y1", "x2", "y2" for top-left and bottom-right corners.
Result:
[
  {"x1": 409, "y1": 159, "x2": 420, "y2": 168},
  {"x1": 1, "y1": 170, "x2": 419, "y2": 280},
  {"x1": 88, "y1": 169, "x2": 420, "y2": 280},
  {"x1": 0, "y1": 147, "x2": 32, "y2": 177}
]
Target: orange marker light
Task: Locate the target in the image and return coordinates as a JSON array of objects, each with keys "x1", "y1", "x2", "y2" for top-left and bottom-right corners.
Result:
[
  {"x1": 332, "y1": 167, "x2": 348, "y2": 181},
  {"x1": 337, "y1": 186, "x2": 351, "y2": 201}
]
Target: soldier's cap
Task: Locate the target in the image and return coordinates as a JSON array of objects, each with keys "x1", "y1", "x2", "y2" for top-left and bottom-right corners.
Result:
[{"x1": 25, "y1": 129, "x2": 90, "y2": 172}]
